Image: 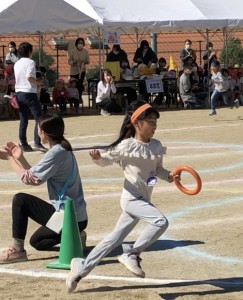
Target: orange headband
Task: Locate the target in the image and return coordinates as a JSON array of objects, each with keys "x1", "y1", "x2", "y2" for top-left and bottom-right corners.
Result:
[{"x1": 131, "y1": 103, "x2": 152, "y2": 124}]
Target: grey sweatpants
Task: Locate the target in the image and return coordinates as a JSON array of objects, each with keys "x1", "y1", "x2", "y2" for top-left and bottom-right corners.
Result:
[{"x1": 79, "y1": 198, "x2": 168, "y2": 278}]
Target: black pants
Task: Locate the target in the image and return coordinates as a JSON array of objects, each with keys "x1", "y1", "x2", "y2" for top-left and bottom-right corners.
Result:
[
  {"x1": 12, "y1": 193, "x2": 87, "y2": 251},
  {"x1": 98, "y1": 97, "x2": 122, "y2": 113},
  {"x1": 17, "y1": 92, "x2": 42, "y2": 146}
]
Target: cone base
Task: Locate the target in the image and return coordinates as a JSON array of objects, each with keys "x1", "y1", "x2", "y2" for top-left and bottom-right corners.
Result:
[{"x1": 46, "y1": 260, "x2": 70, "y2": 270}]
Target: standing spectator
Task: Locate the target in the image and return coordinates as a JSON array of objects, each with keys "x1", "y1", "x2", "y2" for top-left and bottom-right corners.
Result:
[
  {"x1": 179, "y1": 39, "x2": 197, "y2": 69},
  {"x1": 14, "y1": 42, "x2": 46, "y2": 152},
  {"x1": 96, "y1": 68, "x2": 122, "y2": 116},
  {"x1": 68, "y1": 38, "x2": 90, "y2": 103},
  {"x1": 5, "y1": 41, "x2": 18, "y2": 64},
  {"x1": 203, "y1": 42, "x2": 217, "y2": 78},
  {"x1": 106, "y1": 44, "x2": 128, "y2": 66}
]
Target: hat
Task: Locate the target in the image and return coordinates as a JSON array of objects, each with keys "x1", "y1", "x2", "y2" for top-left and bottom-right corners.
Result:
[{"x1": 211, "y1": 60, "x2": 220, "y2": 67}]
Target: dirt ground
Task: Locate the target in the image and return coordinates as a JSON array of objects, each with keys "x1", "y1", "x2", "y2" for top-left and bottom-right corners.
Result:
[{"x1": 0, "y1": 101, "x2": 243, "y2": 300}]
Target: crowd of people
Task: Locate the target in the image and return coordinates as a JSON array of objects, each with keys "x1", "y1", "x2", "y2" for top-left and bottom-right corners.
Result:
[{"x1": 0, "y1": 37, "x2": 243, "y2": 122}]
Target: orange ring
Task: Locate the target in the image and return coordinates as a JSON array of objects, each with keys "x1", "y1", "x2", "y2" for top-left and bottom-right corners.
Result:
[{"x1": 173, "y1": 166, "x2": 202, "y2": 195}]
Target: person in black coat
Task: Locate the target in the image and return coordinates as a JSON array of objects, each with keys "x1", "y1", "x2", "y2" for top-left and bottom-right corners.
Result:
[
  {"x1": 133, "y1": 40, "x2": 158, "y2": 67},
  {"x1": 133, "y1": 40, "x2": 158, "y2": 102},
  {"x1": 106, "y1": 44, "x2": 128, "y2": 66}
]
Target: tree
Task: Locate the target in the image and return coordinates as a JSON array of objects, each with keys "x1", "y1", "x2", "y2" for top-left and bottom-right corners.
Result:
[{"x1": 220, "y1": 38, "x2": 243, "y2": 67}]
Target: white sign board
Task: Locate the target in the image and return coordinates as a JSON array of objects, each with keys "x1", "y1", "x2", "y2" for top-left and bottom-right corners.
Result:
[{"x1": 145, "y1": 79, "x2": 164, "y2": 93}]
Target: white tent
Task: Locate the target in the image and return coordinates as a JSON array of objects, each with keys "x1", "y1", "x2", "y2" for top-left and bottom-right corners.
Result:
[
  {"x1": 0, "y1": 0, "x2": 98, "y2": 34},
  {"x1": 1, "y1": 0, "x2": 242, "y2": 35},
  {"x1": 79, "y1": 0, "x2": 243, "y2": 33}
]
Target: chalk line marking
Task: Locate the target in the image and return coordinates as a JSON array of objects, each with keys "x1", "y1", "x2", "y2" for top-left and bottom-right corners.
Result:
[{"x1": 0, "y1": 266, "x2": 241, "y2": 287}]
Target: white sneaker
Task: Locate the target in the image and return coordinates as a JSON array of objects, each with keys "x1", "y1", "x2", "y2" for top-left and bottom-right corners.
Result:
[
  {"x1": 234, "y1": 99, "x2": 240, "y2": 108},
  {"x1": 100, "y1": 109, "x2": 111, "y2": 116},
  {"x1": 118, "y1": 253, "x2": 145, "y2": 278},
  {"x1": 66, "y1": 258, "x2": 83, "y2": 293}
]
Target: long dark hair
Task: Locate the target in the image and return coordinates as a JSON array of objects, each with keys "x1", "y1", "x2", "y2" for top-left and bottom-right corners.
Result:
[
  {"x1": 38, "y1": 114, "x2": 72, "y2": 151},
  {"x1": 108, "y1": 100, "x2": 160, "y2": 149}
]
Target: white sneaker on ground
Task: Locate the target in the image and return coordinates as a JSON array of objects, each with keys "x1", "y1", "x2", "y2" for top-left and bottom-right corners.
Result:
[
  {"x1": 100, "y1": 109, "x2": 111, "y2": 116},
  {"x1": 234, "y1": 99, "x2": 240, "y2": 108},
  {"x1": 118, "y1": 253, "x2": 145, "y2": 278},
  {"x1": 66, "y1": 258, "x2": 83, "y2": 293}
]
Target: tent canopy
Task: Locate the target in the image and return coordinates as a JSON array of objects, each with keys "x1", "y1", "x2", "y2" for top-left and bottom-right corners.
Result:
[
  {"x1": 80, "y1": 0, "x2": 243, "y2": 33},
  {"x1": 0, "y1": 0, "x2": 98, "y2": 34},
  {"x1": 0, "y1": 0, "x2": 242, "y2": 35}
]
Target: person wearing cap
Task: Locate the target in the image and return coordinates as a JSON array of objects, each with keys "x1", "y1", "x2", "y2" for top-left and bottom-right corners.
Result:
[
  {"x1": 52, "y1": 78, "x2": 68, "y2": 115},
  {"x1": 209, "y1": 60, "x2": 239, "y2": 115}
]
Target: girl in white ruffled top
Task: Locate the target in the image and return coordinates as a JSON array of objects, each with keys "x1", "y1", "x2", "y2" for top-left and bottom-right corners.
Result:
[{"x1": 66, "y1": 101, "x2": 175, "y2": 293}]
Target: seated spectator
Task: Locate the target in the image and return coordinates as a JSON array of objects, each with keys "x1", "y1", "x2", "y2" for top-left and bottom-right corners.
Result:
[
  {"x1": 179, "y1": 62, "x2": 208, "y2": 109},
  {"x1": 156, "y1": 57, "x2": 168, "y2": 75},
  {"x1": 151, "y1": 58, "x2": 168, "y2": 107},
  {"x1": 106, "y1": 44, "x2": 128, "y2": 66},
  {"x1": 5, "y1": 42, "x2": 18, "y2": 64},
  {"x1": 96, "y1": 68, "x2": 122, "y2": 116},
  {"x1": 37, "y1": 66, "x2": 51, "y2": 114},
  {"x1": 67, "y1": 78, "x2": 80, "y2": 114},
  {"x1": 118, "y1": 58, "x2": 137, "y2": 105},
  {"x1": 133, "y1": 40, "x2": 158, "y2": 102},
  {"x1": 180, "y1": 39, "x2": 197, "y2": 70},
  {"x1": 52, "y1": 78, "x2": 68, "y2": 115}
]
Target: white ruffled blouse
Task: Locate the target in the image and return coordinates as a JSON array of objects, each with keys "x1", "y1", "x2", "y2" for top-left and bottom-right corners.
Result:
[{"x1": 93, "y1": 137, "x2": 170, "y2": 202}]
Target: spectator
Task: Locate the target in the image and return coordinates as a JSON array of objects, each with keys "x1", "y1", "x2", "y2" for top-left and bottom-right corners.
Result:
[
  {"x1": 67, "y1": 78, "x2": 80, "y2": 114},
  {"x1": 180, "y1": 39, "x2": 197, "y2": 69},
  {"x1": 133, "y1": 40, "x2": 158, "y2": 68},
  {"x1": 133, "y1": 40, "x2": 158, "y2": 102},
  {"x1": 5, "y1": 41, "x2": 18, "y2": 64},
  {"x1": 203, "y1": 42, "x2": 217, "y2": 78},
  {"x1": 52, "y1": 78, "x2": 68, "y2": 115},
  {"x1": 68, "y1": 38, "x2": 90, "y2": 102},
  {"x1": 14, "y1": 42, "x2": 46, "y2": 152},
  {"x1": 96, "y1": 68, "x2": 122, "y2": 116},
  {"x1": 37, "y1": 66, "x2": 51, "y2": 114},
  {"x1": 179, "y1": 62, "x2": 207, "y2": 109},
  {"x1": 106, "y1": 44, "x2": 128, "y2": 66}
]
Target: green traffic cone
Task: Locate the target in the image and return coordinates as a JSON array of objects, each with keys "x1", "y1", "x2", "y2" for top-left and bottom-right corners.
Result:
[{"x1": 46, "y1": 199, "x2": 84, "y2": 270}]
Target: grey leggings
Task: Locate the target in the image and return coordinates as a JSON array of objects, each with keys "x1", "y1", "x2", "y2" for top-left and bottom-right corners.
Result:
[{"x1": 79, "y1": 198, "x2": 168, "y2": 277}]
